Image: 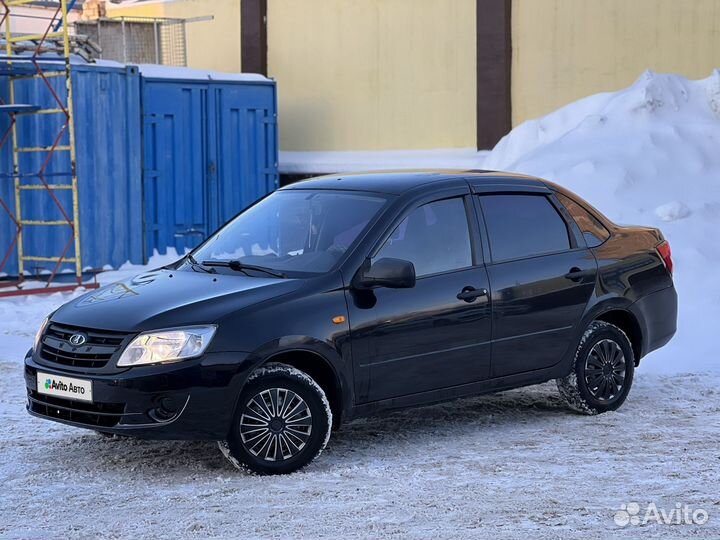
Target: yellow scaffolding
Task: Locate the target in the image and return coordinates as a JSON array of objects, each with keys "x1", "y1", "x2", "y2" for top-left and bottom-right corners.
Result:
[{"x1": 0, "y1": 0, "x2": 96, "y2": 297}]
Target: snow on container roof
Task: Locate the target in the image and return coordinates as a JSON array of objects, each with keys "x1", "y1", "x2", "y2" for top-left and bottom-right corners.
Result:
[
  {"x1": 107, "y1": 0, "x2": 183, "y2": 6},
  {"x1": 89, "y1": 59, "x2": 270, "y2": 82},
  {"x1": 88, "y1": 59, "x2": 270, "y2": 82},
  {"x1": 136, "y1": 64, "x2": 270, "y2": 82},
  {"x1": 2, "y1": 55, "x2": 270, "y2": 82}
]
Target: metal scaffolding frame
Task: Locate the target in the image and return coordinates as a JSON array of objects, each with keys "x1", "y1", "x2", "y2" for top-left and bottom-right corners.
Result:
[{"x1": 0, "y1": 0, "x2": 98, "y2": 297}]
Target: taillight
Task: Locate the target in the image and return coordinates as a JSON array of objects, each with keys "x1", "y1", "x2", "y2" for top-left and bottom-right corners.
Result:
[{"x1": 656, "y1": 241, "x2": 673, "y2": 275}]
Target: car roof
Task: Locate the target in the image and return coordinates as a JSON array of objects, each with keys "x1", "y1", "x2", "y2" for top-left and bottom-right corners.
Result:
[{"x1": 280, "y1": 169, "x2": 547, "y2": 195}]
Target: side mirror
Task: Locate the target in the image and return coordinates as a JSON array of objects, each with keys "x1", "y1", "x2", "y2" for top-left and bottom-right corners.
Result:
[{"x1": 354, "y1": 257, "x2": 416, "y2": 289}]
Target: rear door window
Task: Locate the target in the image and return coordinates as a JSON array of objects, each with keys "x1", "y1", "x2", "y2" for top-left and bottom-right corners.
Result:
[
  {"x1": 478, "y1": 194, "x2": 571, "y2": 262},
  {"x1": 555, "y1": 192, "x2": 610, "y2": 247}
]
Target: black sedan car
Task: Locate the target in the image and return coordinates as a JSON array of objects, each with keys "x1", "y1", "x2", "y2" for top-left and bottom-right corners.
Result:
[{"x1": 25, "y1": 171, "x2": 677, "y2": 474}]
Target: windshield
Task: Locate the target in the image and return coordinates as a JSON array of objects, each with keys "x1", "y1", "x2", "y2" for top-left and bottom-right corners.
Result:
[{"x1": 190, "y1": 189, "x2": 388, "y2": 276}]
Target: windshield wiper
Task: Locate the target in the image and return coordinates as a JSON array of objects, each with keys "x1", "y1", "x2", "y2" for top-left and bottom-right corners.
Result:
[
  {"x1": 186, "y1": 254, "x2": 216, "y2": 274},
  {"x1": 201, "y1": 260, "x2": 287, "y2": 279}
]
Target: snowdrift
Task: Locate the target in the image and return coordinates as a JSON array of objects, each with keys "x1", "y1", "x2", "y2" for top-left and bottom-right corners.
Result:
[{"x1": 485, "y1": 70, "x2": 720, "y2": 373}]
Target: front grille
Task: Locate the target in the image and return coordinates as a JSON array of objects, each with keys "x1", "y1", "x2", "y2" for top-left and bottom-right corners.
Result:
[
  {"x1": 40, "y1": 323, "x2": 130, "y2": 369},
  {"x1": 28, "y1": 390, "x2": 125, "y2": 428}
]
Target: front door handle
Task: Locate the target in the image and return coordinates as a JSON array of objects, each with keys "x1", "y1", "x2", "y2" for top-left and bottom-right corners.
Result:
[
  {"x1": 457, "y1": 286, "x2": 489, "y2": 303},
  {"x1": 564, "y1": 267, "x2": 589, "y2": 282}
]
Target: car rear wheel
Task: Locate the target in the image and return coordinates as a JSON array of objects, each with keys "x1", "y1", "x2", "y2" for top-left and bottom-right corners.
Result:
[
  {"x1": 219, "y1": 363, "x2": 332, "y2": 475},
  {"x1": 557, "y1": 320, "x2": 635, "y2": 414}
]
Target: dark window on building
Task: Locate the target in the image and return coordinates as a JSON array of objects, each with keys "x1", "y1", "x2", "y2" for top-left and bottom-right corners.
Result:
[
  {"x1": 374, "y1": 198, "x2": 472, "y2": 277},
  {"x1": 479, "y1": 194, "x2": 571, "y2": 262},
  {"x1": 555, "y1": 192, "x2": 610, "y2": 247}
]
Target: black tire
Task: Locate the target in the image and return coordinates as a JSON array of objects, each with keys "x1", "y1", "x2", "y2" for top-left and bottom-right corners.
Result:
[
  {"x1": 219, "y1": 363, "x2": 332, "y2": 475},
  {"x1": 557, "y1": 320, "x2": 635, "y2": 414}
]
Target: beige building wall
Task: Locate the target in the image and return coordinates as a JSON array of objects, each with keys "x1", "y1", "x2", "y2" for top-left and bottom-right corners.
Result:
[
  {"x1": 512, "y1": 0, "x2": 720, "y2": 125},
  {"x1": 268, "y1": 0, "x2": 477, "y2": 151},
  {"x1": 107, "y1": 0, "x2": 241, "y2": 72}
]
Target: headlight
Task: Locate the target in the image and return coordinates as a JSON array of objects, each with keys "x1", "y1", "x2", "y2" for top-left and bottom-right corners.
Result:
[
  {"x1": 34, "y1": 316, "x2": 50, "y2": 352},
  {"x1": 117, "y1": 325, "x2": 217, "y2": 367}
]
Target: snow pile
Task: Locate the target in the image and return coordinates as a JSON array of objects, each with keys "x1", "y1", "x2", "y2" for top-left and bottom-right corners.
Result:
[{"x1": 485, "y1": 70, "x2": 720, "y2": 373}]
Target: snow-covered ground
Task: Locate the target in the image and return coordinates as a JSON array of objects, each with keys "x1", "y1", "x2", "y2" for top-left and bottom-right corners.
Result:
[
  {"x1": 1, "y1": 367, "x2": 717, "y2": 539},
  {"x1": 2, "y1": 71, "x2": 719, "y2": 538}
]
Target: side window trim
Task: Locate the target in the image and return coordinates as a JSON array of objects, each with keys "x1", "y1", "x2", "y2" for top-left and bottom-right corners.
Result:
[
  {"x1": 470, "y1": 193, "x2": 491, "y2": 265},
  {"x1": 474, "y1": 192, "x2": 583, "y2": 265},
  {"x1": 547, "y1": 193, "x2": 585, "y2": 249},
  {"x1": 370, "y1": 193, "x2": 478, "y2": 278},
  {"x1": 464, "y1": 194, "x2": 486, "y2": 266}
]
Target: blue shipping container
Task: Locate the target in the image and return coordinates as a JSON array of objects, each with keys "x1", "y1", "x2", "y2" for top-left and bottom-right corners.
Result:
[
  {"x1": 0, "y1": 62, "x2": 143, "y2": 277},
  {"x1": 0, "y1": 61, "x2": 278, "y2": 277}
]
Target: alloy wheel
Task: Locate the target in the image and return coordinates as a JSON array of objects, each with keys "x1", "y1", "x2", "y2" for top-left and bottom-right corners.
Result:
[
  {"x1": 584, "y1": 338, "x2": 627, "y2": 402},
  {"x1": 239, "y1": 388, "x2": 313, "y2": 462}
]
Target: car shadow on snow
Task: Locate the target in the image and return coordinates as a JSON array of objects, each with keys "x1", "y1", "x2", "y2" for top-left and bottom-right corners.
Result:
[
  {"x1": 39, "y1": 382, "x2": 574, "y2": 475},
  {"x1": 322, "y1": 383, "x2": 573, "y2": 461}
]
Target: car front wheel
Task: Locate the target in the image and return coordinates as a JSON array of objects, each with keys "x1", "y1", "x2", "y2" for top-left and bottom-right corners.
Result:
[
  {"x1": 557, "y1": 320, "x2": 635, "y2": 414},
  {"x1": 219, "y1": 363, "x2": 332, "y2": 475}
]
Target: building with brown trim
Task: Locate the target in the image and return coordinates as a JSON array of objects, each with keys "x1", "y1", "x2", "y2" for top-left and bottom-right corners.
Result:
[{"x1": 109, "y1": 0, "x2": 720, "y2": 156}]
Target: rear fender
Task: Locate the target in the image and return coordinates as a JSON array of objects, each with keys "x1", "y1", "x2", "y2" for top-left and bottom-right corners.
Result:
[{"x1": 558, "y1": 296, "x2": 638, "y2": 376}]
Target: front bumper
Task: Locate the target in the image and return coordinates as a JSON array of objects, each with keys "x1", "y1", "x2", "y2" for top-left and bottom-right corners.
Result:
[{"x1": 25, "y1": 350, "x2": 250, "y2": 440}]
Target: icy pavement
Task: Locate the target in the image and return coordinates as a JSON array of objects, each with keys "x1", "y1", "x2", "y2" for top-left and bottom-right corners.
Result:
[{"x1": 1, "y1": 342, "x2": 718, "y2": 539}]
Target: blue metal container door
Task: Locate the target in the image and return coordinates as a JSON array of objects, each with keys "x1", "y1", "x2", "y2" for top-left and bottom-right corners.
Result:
[
  {"x1": 142, "y1": 76, "x2": 278, "y2": 259},
  {"x1": 209, "y1": 82, "x2": 278, "y2": 231},
  {"x1": 142, "y1": 80, "x2": 209, "y2": 257},
  {"x1": 73, "y1": 65, "x2": 143, "y2": 271}
]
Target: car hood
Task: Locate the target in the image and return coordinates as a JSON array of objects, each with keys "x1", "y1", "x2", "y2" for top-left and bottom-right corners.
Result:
[{"x1": 52, "y1": 269, "x2": 303, "y2": 332}]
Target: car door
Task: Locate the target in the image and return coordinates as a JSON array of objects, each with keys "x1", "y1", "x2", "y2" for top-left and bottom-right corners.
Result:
[
  {"x1": 474, "y1": 189, "x2": 598, "y2": 378},
  {"x1": 346, "y1": 190, "x2": 492, "y2": 403}
]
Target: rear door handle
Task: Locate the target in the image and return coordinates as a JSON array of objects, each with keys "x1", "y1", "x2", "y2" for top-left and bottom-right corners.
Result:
[
  {"x1": 457, "y1": 286, "x2": 489, "y2": 303},
  {"x1": 564, "y1": 267, "x2": 589, "y2": 282}
]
